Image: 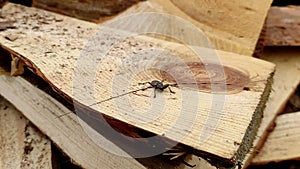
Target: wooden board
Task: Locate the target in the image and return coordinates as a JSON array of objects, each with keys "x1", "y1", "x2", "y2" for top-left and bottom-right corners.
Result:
[
  {"x1": 0, "y1": 96, "x2": 52, "y2": 169},
  {"x1": 142, "y1": 0, "x2": 272, "y2": 56},
  {"x1": 240, "y1": 47, "x2": 300, "y2": 168},
  {"x1": 0, "y1": 55, "x2": 216, "y2": 169},
  {"x1": 265, "y1": 6, "x2": 300, "y2": 46},
  {"x1": 0, "y1": 75, "x2": 146, "y2": 169},
  {"x1": 0, "y1": 71, "x2": 217, "y2": 169},
  {"x1": 0, "y1": 48, "x2": 144, "y2": 169},
  {"x1": 252, "y1": 111, "x2": 300, "y2": 164},
  {"x1": 0, "y1": 3, "x2": 275, "y2": 167},
  {"x1": 32, "y1": 0, "x2": 145, "y2": 21},
  {"x1": 34, "y1": 0, "x2": 272, "y2": 56}
]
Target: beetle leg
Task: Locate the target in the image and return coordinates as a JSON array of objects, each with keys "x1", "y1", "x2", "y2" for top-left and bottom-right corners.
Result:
[
  {"x1": 147, "y1": 82, "x2": 155, "y2": 87},
  {"x1": 162, "y1": 84, "x2": 170, "y2": 90},
  {"x1": 153, "y1": 89, "x2": 157, "y2": 98},
  {"x1": 168, "y1": 87, "x2": 175, "y2": 94}
]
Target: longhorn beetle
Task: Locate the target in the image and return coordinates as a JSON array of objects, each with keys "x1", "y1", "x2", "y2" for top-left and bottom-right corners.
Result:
[{"x1": 139, "y1": 80, "x2": 177, "y2": 98}]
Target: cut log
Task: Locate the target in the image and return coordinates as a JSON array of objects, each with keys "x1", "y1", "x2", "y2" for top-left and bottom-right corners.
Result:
[
  {"x1": 0, "y1": 96, "x2": 52, "y2": 169},
  {"x1": 32, "y1": 0, "x2": 145, "y2": 21},
  {"x1": 0, "y1": 3, "x2": 275, "y2": 167},
  {"x1": 240, "y1": 47, "x2": 300, "y2": 168},
  {"x1": 252, "y1": 111, "x2": 300, "y2": 164},
  {"x1": 265, "y1": 6, "x2": 300, "y2": 46}
]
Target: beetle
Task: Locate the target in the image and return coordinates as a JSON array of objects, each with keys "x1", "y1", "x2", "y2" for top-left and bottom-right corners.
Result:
[{"x1": 139, "y1": 80, "x2": 176, "y2": 98}]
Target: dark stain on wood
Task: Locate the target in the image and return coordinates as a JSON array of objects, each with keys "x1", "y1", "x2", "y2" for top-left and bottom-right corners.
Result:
[{"x1": 32, "y1": 0, "x2": 146, "y2": 22}]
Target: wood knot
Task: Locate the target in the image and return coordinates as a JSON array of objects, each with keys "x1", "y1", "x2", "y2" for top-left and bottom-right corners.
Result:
[{"x1": 160, "y1": 62, "x2": 251, "y2": 94}]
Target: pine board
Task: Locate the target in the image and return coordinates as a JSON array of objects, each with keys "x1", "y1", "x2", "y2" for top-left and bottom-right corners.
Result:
[
  {"x1": 33, "y1": 0, "x2": 271, "y2": 56},
  {"x1": 142, "y1": 0, "x2": 272, "y2": 56},
  {"x1": 240, "y1": 47, "x2": 300, "y2": 168},
  {"x1": 252, "y1": 111, "x2": 300, "y2": 164},
  {"x1": 0, "y1": 3, "x2": 275, "y2": 167},
  {"x1": 0, "y1": 75, "x2": 146, "y2": 169},
  {"x1": 0, "y1": 96, "x2": 52, "y2": 169},
  {"x1": 0, "y1": 58, "x2": 215, "y2": 169}
]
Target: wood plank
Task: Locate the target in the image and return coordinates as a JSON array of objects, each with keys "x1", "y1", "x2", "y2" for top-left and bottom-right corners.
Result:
[
  {"x1": 0, "y1": 52, "x2": 216, "y2": 169},
  {"x1": 32, "y1": 0, "x2": 145, "y2": 22},
  {"x1": 33, "y1": 0, "x2": 272, "y2": 56},
  {"x1": 0, "y1": 75, "x2": 146, "y2": 169},
  {"x1": 252, "y1": 111, "x2": 300, "y2": 164},
  {"x1": 265, "y1": 6, "x2": 300, "y2": 46},
  {"x1": 144, "y1": 0, "x2": 272, "y2": 56},
  {"x1": 0, "y1": 3, "x2": 275, "y2": 167},
  {"x1": 239, "y1": 47, "x2": 300, "y2": 168},
  {"x1": 0, "y1": 96, "x2": 52, "y2": 169}
]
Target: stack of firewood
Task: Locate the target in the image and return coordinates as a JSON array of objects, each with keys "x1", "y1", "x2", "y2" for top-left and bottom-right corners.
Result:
[{"x1": 0, "y1": 1, "x2": 299, "y2": 169}]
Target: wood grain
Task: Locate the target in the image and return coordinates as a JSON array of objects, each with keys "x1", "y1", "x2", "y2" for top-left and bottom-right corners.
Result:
[
  {"x1": 0, "y1": 57, "x2": 216, "y2": 169},
  {"x1": 145, "y1": 0, "x2": 272, "y2": 56},
  {"x1": 240, "y1": 47, "x2": 300, "y2": 168},
  {"x1": 33, "y1": 0, "x2": 271, "y2": 56},
  {"x1": 252, "y1": 111, "x2": 300, "y2": 164},
  {"x1": 0, "y1": 75, "x2": 146, "y2": 169},
  {"x1": 0, "y1": 3, "x2": 275, "y2": 167},
  {"x1": 0, "y1": 96, "x2": 52, "y2": 169}
]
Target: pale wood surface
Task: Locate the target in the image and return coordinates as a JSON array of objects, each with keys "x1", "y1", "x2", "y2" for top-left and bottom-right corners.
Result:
[
  {"x1": 0, "y1": 96, "x2": 52, "y2": 169},
  {"x1": 0, "y1": 75, "x2": 146, "y2": 169},
  {"x1": 33, "y1": 0, "x2": 272, "y2": 56},
  {"x1": 240, "y1": 47, "x2": 300, "y2": 168},
  {"x1": 0, "y1": 3, "x2": 275, "y2": 165},
  {"x1": 142, "y1": 0, "x2": 272, "y2": 56},
  {"x1": 0, "y1": 61, "x2": 215, "y2": 169},
  {"x1": 252, "y1": 111, "x2": 300, "y2": 164}
]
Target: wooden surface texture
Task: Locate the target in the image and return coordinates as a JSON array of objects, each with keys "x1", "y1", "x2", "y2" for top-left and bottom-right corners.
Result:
[{"x1": 0, "y1": 3, "x2": 275, "y2": 167}]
